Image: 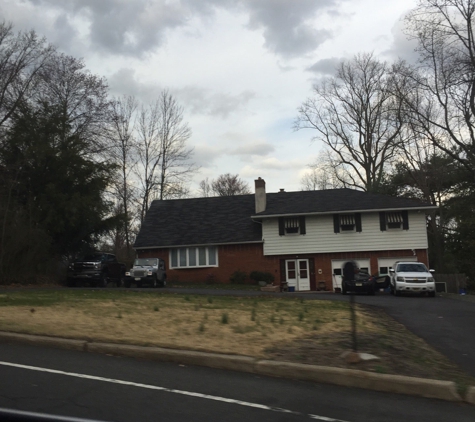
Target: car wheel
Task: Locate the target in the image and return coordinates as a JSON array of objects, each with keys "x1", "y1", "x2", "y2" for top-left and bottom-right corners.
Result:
[
  {"x1": 160, "y1": 277, "x2": 166, "y2": 288},
  {"x1": 152, "y1": 277, "x2": 158, "y2": 288}
]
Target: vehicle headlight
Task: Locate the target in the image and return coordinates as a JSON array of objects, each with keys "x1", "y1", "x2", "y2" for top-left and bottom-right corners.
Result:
[
  {"x1": 125, "y1": 272, "x2": 130, "y2": 277},
  {"x1": 94, "y1": 262, "x2": 101, "y2": 269},
  {"x1": 147, "y1": 271, "x2": 153, "y2": 276},
  {"x1": 428, "y1": 277, "x2": 434, "y2": 283},
  {"x1": 396, "y1": 276, "x2": 405, "y2": 282}
]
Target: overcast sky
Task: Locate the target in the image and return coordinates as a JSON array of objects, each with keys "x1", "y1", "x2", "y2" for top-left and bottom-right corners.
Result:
[{"x1": 1, "y1": 0, "x2": 419, "y2": 194}]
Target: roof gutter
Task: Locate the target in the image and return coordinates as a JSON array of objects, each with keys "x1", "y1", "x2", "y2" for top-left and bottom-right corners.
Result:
[
  {"x1": 134, "y1": 240, "x2": 264, "y2": 250},
  {"x1": 251, "y1": 206, "x2": 438, "y2": 219}
]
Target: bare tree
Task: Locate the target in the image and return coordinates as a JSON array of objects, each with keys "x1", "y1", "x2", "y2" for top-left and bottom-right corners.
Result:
[
  {"x1": 0, "y1": 21, "x2": 54, "y2": 131},
  {"x1": 135, "y1": 90, "x2": 196, "y2": 221},
  {"x1": 403, "y1": 0, "x2": 475, "y2": 177},
  {"x1": 34, "y1": 53, "x2": 111, "y2": 155},
  {"x1": 210, "y1": 173, "x2": 251, "y2": 196},
  {"x1": 107, "y1": 95, "x2": 138, "y2": 253},
  {"x1": 301, "y1": 152, "x2": 348, "y2": 190},
  {"x1": 295, "y1": 53, "x2": 406, "y2": 192},
  {"x1": 198, "y1": 177, "x2": 212, "y2": 197}
]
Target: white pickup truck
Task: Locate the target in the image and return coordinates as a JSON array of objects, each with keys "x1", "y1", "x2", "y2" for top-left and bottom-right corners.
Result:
[{"x1": 389, "y1": 261, "x2": 435, "y2": 297}]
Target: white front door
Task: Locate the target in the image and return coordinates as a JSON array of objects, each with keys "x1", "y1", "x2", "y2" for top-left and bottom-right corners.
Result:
[{"x1": 286, "y1": 259, "x2": 310, "y2": 291}]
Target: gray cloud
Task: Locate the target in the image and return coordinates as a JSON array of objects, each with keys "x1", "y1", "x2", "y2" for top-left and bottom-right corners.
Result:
[
  {"x1": 307, "y1": 57, "x2": 342, "y2": 75},
  {"x1": 230, "y1": 142, "x2": 275, "y2": 157},
  {"x1": 243, "y1": 0, "x2": 339, "y2": 58},
  {"x1": 11, "y1": 0, "x2": 345, "y2": 59},
  {"x1": 176, "y1": 87, "x2": 256, "y2": 119},
  {"x1": 382, "y1": 13, "x2": 420, "y2": 64}
]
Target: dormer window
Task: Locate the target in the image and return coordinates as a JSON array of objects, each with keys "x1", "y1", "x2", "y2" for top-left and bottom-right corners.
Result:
[
  {"x1": 278, "y1": 216, "x2": 306, "y2": 236},
  {"x1": 333, "y1": 213, "x2": 362, "y2": 233}
]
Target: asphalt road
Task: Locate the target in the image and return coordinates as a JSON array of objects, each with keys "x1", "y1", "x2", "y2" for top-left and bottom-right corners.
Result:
[{"x1": 0, "y1": 342, "x2": 474, "y2": 422}]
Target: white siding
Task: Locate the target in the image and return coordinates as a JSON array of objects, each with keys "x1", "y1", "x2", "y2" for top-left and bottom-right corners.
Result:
[{"x1": 262, "y1": 211, "x2": 428, "y2": 256}]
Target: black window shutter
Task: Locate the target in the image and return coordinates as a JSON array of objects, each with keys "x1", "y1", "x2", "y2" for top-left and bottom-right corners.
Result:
[
  {"x1": 355, "y1": 213, "x2": 362, "y2": 232},
  {"x1": 402, "y1": 210, "x2": 409, "y2": 230},
  {"x1": 299, "y1": 216, "x2": 306, "y2": 235},
  {"x1": 278, "y1": 217, "x2": 285, "y2": 236},
  {"x1": 280, "y1": 259, "x2": 286, "y2": 282},
  {"x1": 379, "y1": 212, "x2": 387, "y2": 231},
  {"x1": 333, "y1": 214, "x2": 340, "y2": 233}
]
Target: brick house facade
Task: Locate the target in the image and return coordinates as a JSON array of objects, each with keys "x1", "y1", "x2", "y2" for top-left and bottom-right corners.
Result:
[{"x1": 134, "y1": 178, "x2": 435, "y2": 291}]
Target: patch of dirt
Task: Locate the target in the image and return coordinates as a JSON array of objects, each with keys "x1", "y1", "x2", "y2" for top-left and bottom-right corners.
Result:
[{"x1": 265, "y1": 308, "x2": 475, "y2": 386}]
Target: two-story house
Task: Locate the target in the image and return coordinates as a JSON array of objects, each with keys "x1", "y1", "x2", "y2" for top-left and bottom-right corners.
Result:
[{"x1": 133, "y1": 178, "x2": 436, "y2": 291}]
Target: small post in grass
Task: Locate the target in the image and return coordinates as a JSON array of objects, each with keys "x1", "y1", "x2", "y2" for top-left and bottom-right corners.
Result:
[{"x1": 343, "y1": 261, "x2": 358, "y2": 353}]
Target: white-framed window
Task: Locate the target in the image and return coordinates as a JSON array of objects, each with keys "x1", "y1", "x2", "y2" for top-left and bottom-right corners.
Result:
[{"x1": 170, "y1": 246, "x2": 218, "y2": 269}]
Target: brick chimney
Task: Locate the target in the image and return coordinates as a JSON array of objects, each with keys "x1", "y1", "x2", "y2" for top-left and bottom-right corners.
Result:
[{"x1": 255, "y1": 177, "x2": 266, "y2": 213}]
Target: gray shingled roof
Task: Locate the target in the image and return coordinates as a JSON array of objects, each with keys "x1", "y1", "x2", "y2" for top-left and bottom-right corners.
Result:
[
  {"x1": 254, "y1": 188, "x2": 435, "y2": 216},
  {"x1": 134, "y1": 189, "x2": 435, "y2": 249}
]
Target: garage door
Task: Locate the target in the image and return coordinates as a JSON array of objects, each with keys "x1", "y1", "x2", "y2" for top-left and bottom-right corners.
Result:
[
  {"x1": 377, "y1": 256, "x2": 417, "y2": 277},
  {"x1": 331, "y1": 259, "x2": 371, "y2": 291}
]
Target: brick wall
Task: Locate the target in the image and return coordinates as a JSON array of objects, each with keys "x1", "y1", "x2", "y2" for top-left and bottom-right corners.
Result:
[{"x1": 138, "y1": 245, "x2": 428, "y2": 290}]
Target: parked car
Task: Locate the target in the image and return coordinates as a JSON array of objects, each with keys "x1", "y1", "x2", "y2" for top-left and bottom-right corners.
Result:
[
  {"x1": 67, "y1": 253, "x2": 126, "y2": 287},
  {"x1": 125, "y1": 258, "x2": 167, "y2": 288},
  {"x1": 341, "y1": 261, "x2": 376, "y2": 295},
  {"x1": 389, "y1": 261, "x2": 435, "y2": 297}
]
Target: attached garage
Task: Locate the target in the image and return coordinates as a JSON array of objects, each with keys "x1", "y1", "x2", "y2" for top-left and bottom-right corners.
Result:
[
  {"x1": 377, "y1": 256, "x2": 417, "y2": 277},
  {"x1": 331, "y1": 259, "x2": 371, "y2": 291}
]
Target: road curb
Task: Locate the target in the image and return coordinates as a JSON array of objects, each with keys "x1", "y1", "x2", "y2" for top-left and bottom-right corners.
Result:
[
  {"x1": 86, "y1": 342, "x2": 256, "y2": 373},
  {"x1": 0, "y1": 331, "x2": 86, "y2": 352},
  {"x1": 0, "y1": 331, "x2": 469, "y2": 404},
  {"x1": 466, "y1": 386, "x2": 475, "y2": 405},
  {"x1": 254, "y1": 360, "x2": 462, "y2": 402}
]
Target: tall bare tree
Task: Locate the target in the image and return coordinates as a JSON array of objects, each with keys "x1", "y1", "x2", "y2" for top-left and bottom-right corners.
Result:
[
  {"x1": 295, "y1": 53, "x2": 406, "y2": 192},
  {"x1": 404, "y1": 0, "x2": 475, "y2": 178},
  {"x1": 34, "y1": 53, "x2": 111, "y2": 155},
  {"x1": 108, "y1": 95, "x2": 138, "y2": 254},
  {"x1": 135, "y1": 90, "x2": 196, "y2": 221},
  {"x1": 0, "y1": 21, "x2": 54, "y2": 131}
]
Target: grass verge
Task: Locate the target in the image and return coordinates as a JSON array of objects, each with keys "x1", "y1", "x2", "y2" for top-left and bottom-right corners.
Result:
[{"x1": 0, "y1": 289, "x2": 473, "y2": 388}]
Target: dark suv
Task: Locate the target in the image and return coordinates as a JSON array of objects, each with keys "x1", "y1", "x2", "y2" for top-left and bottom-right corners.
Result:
[{"x1": 67, "y1": 253, "x2": 126, "y2": 287}]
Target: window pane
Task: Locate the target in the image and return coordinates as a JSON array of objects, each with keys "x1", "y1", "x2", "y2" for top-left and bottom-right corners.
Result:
[
  {"x1": 179, "y1": 248, "x2": 187, "y2": 267},
  {"x1": 188, "y1": 247, "x2": 197, "y2": 266},
  {"x1": 198, "y1": 247, "x2": 206, "y2": 266},
  {"x1": 171, "y1": 249, "x2": 177, "y2": 268},
  {"x1": 208, "y1": 247, "x2": 217, "y2": 265}
]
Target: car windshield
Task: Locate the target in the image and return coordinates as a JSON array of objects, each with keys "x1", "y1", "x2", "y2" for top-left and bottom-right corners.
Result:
[
  {"x1": 398, "y1": 263, "x2": 428, "y2": 272},
  {"x1": 134, "y1": 258, "x2": 158, "y2": 266}
]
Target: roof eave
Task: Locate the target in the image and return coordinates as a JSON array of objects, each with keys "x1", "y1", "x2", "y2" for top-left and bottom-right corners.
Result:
[
  {"x1": 251, "y1": 205, "x2": 438, "y2": 219},
  {"x1": 134, "y1": 240, "x2": 264, "y2": 250}
]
